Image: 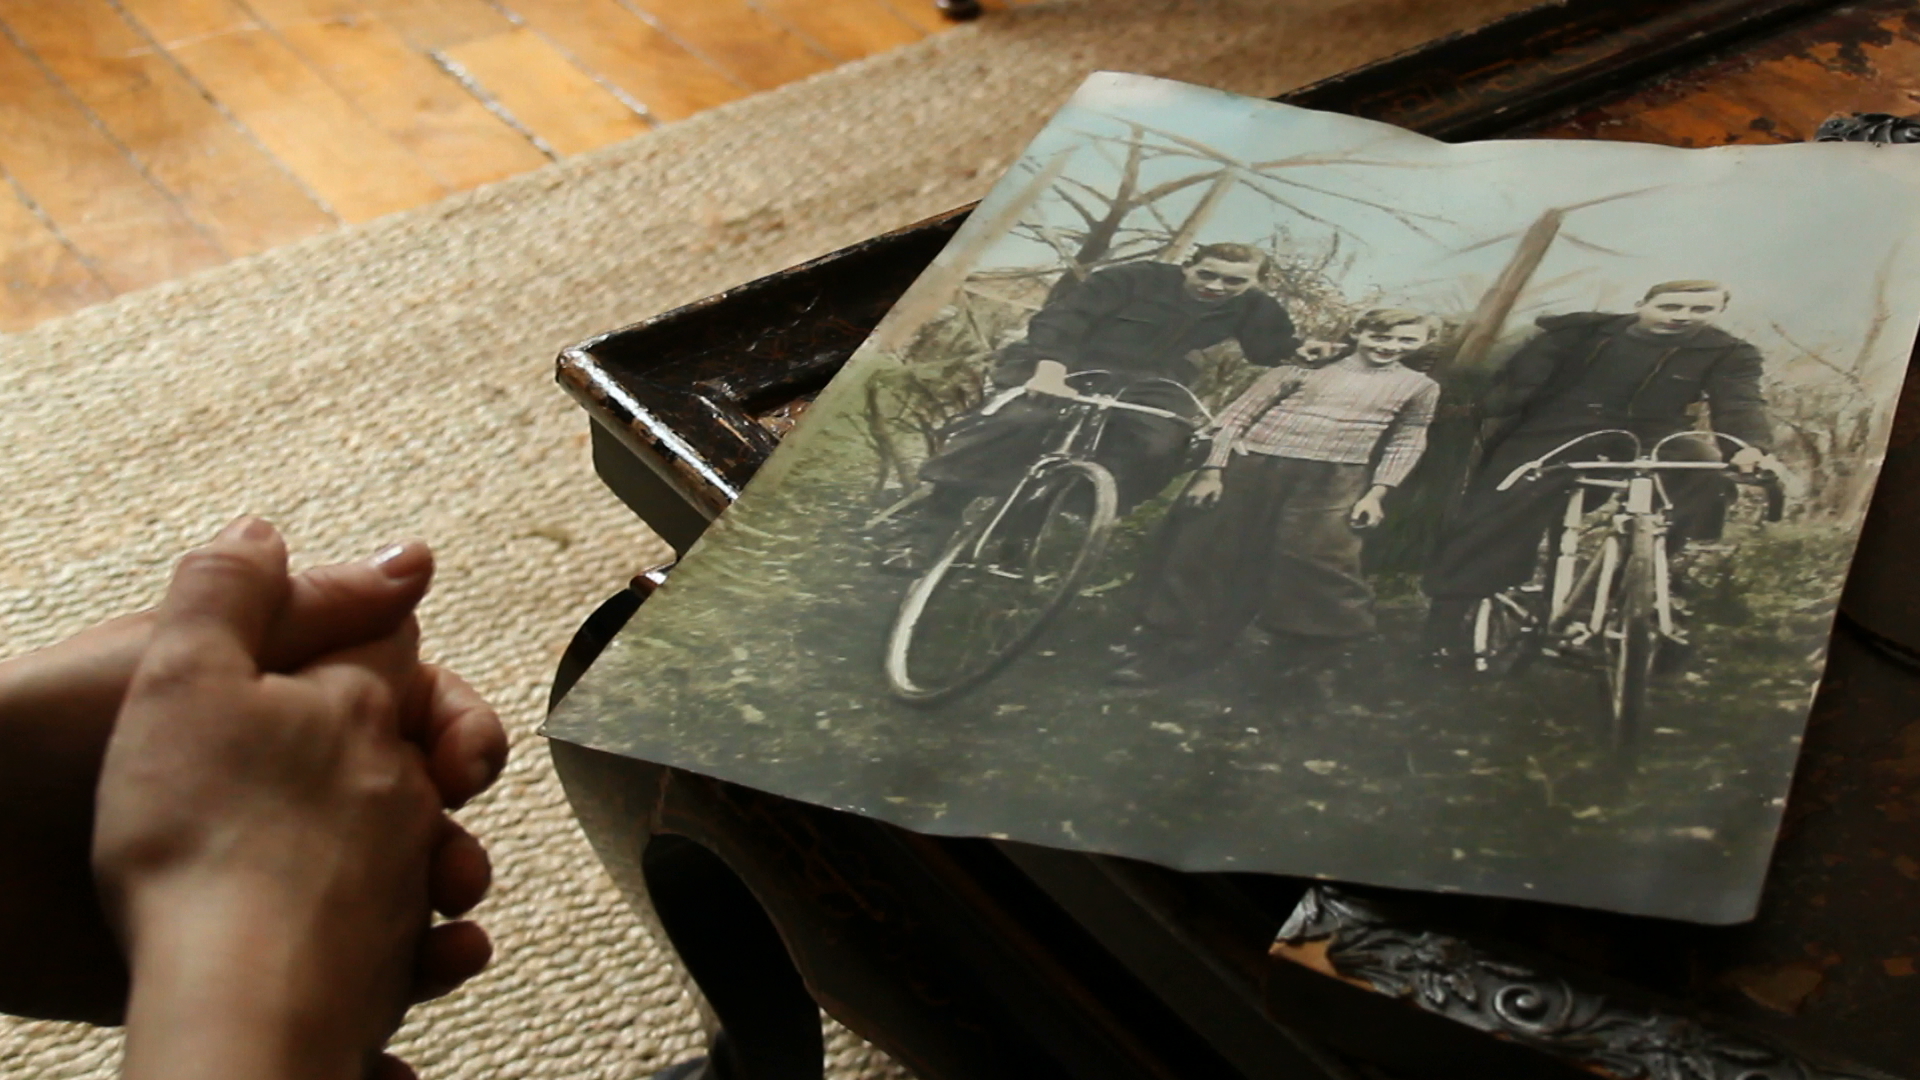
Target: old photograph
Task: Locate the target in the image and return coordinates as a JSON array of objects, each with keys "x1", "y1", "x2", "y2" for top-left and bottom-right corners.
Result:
[{"x1": 546, "y1": 73, "x2": 1920, "y2": 922}]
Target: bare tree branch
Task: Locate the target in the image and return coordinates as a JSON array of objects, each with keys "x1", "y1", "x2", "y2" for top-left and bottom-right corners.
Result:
[
  {"x1": 1446, "y1": 230, "x2": 1524, "y2": 257},
  {"x1": 1244, "y1": 171, "x2": 1451, "y2": 239},
  {"x1": 1139, "y1": 191, "x2": 1181, "y2": 236},
  {"x1": 1768, "y1": 320, "x2": 1862, "y2": 390},
  {"x1": 1557, "y1": 232, "x2": 1634, "y2": 258},
  {"x1": 1133, "y1": 170, "x2": 1226, "y2": 205},
  {"x1": 1853, "y1": 240, "x2": 1901, "y2": 376},
  {"x1": 1555, "y1": 186, "x2": 1666, "y2": 214},
  {"x1": 1235, "y1": 179, "x2": 1356, "y2": 236},
  {"x1": 966, "y1": 268, "x2": 1069, "y2": 283},
  {"x1": 1057, "y1": 175, "x2": 1117, "y2": 206},
  {"x1": 1251, "y1": 154, "x2": 1438, "y2": 170},
  {"x1": 1051, "y1": 186, "x2": 1103, "y2": 230}
]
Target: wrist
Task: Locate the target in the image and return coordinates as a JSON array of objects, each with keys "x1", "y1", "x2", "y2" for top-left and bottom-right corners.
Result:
[{"x1": 121, "y1": 881, "x2": 374, "y2": 1080}]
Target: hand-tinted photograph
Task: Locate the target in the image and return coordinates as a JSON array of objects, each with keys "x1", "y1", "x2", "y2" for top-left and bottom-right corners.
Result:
[{"x1": 546, "y1": 73, "x2": 1920, "y2": 923}]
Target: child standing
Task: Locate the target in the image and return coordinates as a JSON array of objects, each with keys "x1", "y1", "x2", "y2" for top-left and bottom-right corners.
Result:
[{"x1": 1114, "y1": 309, "x2": 1442, "y2": 685}]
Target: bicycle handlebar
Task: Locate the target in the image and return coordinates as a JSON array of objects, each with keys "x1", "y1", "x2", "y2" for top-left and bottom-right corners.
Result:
[
  {"x1": 1496, "y1": 457, "x2": 1789, "y2": 522},
  {"x1": 997, "y1": 368, "x2": 1212, "y2": 428},
  {"x1": 1034, "y1": 391, "x2": 1199, "y2": 424}
]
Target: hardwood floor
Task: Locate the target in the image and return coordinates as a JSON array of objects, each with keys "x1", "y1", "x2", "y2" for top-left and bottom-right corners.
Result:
[{"x1": 0, "y1": 0, "x2": 1028, "y2": 332}]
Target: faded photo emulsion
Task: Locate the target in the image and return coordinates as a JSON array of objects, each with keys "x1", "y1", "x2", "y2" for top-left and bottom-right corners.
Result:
[{"x1": 546, "y1": 73, "x2": 1920, "y2": 922}]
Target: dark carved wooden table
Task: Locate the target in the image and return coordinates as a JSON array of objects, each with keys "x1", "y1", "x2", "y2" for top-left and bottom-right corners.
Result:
[{"x1": 550, "y1": 2, "x2": 1920, "y2": 1077}]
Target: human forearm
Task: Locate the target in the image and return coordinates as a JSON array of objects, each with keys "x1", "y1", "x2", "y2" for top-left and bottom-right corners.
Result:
[
  {"x1": 1710, "y1": 407, "x2": 1771, "y2": 451},
  {"x1": 0, "y1": 618, "x2": 148, "y2": 1022},
  {"x1": 1371, "y1": 430, "x2": 1428, "y2": 488},
  {"x1": 1205, "y1": 370, "x2": 1299, "y2": 467},
  {"x1": 120, "y1": 883, "x2": 392, "y2": 1080},
  {"x1": 1372, "y1": 387, "x2": 1438, "y2": 489},
  {"x1": 0, "y1": 616, "x2": 149, "y2": 816}
]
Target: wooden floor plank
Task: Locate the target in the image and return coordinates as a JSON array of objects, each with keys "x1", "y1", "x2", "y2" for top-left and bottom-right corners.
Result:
[
  {"x1": 245, "y1": 0, "x2": 552, "y2": 189},
  {"x1": 0, "y1": 28, "x2": 226, "y2": 292},
  {"x1": 0, "y1": 0, "x2": 336, "y2": 258},
  {"x1": 492, "y1": 0, "x2": 746, "y2": 123},
  {"x1": 0, "y1": 0, "x2": 978, "y2": 330},
  {"x1": 365, "y1": 0, "x2": 518, "y2": 51},
  {"x1": 111, "y1": 0, "x2": 254, "y2": 46},
  {"x1": 751, "y1": 0, "x2": 925, "y2": 61},
  {"x1": 0, "y1": 173, "x2": 112, "y2": 332},
  {"x1": 438, "y1": 27, "x2": 652, "y2": 156},
  {"x1": 878, "y1": 0, "x2": 948, "y2": 35},
  {"x1": 621, "y1": 0, "x2": 835, "y2": 89},
  {"x1": 883, "y1": 0, "x2": 1030, "y2": 30},
  {"x1": 117, "y1": 0, "x2": 449, "y2": 222}
]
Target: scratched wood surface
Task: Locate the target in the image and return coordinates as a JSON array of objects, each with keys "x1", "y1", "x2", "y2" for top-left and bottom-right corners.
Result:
[{"x1": 0, "y1": 0, "x2": 1032, "y2": 334}]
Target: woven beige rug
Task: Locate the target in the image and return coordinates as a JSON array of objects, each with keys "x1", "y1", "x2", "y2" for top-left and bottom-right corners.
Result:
[{"x1": 0, "y1": 0, "x2": 1542, "y2": 1076}]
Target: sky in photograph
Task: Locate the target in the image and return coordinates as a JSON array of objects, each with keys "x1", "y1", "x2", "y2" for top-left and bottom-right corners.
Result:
[{"x1": 958, "y1": 73, "x2": 1920, "y2": 394}]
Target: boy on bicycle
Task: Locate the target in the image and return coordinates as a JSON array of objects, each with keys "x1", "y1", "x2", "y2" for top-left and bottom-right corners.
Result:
[
  {"x1": 1113, "y1": 308, "x2": 1442, "y2": 685},
  {"x1": 890, "y1": 243, "x2": 1299, "y2": 570},
  {"x1": 1421, "y1": 280, "x2": 1778, "y2": 660}
]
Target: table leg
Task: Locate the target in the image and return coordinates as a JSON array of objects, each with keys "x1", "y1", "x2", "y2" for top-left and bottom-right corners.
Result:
[{"x1": 644, "y1": 835, "x2": 825, "y2": 1080}]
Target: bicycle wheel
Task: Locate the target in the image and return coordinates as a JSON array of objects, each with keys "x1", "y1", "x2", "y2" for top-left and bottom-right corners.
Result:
[
  {"x1": 1470, "y1": 590, "x2": 1538, "y2": 676},
  {"x1": 1604, "y1": 518, "x2": 1661, "y2": 749},
  {"x1": 884, "y1": 460, "x2": 1118, "y2": 703}
]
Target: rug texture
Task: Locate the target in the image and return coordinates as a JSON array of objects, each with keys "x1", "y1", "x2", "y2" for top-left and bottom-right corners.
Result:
[{"x1": 0, "y1": 0, "x2": 1541, "y2": 1075}]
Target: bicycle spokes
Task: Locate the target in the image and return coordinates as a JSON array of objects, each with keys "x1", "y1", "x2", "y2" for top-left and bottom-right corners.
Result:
[{"x1": 885, "y1": 462, "x2": 1118, "y2": 703}]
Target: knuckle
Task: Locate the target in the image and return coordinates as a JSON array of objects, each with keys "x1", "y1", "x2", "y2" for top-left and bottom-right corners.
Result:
[
  {"x1": 293, "y1": 568, "x2": 359, "y2": 612},
  {"x1": 132, "y1": 635, "x2": 221, "y2": 695},
  {"x1": 174, "y1": 546, "x2": 266, "y2": 585},
  {"x1": 338, "y1": 671, "x2": 399, "y2": 727}
]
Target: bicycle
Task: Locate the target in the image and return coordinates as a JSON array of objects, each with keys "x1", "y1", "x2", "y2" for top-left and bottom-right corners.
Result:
[
  {"x1": 1467, "y1": 429, "x2": 1786, "y2": 749},
  {"x1": 883, "y1": 366, "x2": 1208, "y2": 704}
]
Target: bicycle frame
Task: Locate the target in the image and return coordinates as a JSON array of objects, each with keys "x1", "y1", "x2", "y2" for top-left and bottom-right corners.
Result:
[
  {"x1": 1503, "y1": 428, "x2": 1784, "y2": 654},
  {"x1": 964, "y1": 370, "x2": 1210, "y2": 556},
  {"x1": 1543, "y1": 470, "x2": 1673, "y2": 649},
  {"x1": 885, "y1": 371, "x2": 1207, "y2": 702}
]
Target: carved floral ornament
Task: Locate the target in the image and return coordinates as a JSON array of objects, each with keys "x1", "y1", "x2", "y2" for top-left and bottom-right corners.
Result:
[
  {"x1": 1815, "y1": 113, "x2": 1920, "y2": 143},
  {"x1": 1271, "y1": 888, "x2": 1875, "y2": 1080}
]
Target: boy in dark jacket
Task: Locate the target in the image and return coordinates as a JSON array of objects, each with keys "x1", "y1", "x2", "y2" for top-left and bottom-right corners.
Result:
[
  {"x1": 1422, "y1": 280, "x2": 1778, "y2": 652},
  {"x1": 894, "y1": 244, "x2": 1299, "y2": 569}
]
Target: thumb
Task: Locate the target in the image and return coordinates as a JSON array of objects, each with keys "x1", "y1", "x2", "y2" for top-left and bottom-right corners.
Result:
[
  {"x1": 147, "y1": 517, "x2": 291, "y2": 680},
  {"x1": 261, "y1": 541, "x2": 435, "y2": 673}
]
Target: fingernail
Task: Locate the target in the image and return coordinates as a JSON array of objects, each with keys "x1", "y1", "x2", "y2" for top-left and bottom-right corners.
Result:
[
  {"x1": 369, "y1": 540, "x2": 431, "y2": 581},
  {"x1": 217, "y1": 516, "x2": 277, "y2": 543}
]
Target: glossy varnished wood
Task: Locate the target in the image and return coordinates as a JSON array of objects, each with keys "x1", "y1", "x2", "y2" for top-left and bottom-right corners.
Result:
[
  {"x1": 0, "y1": 0, "x2": 1027, "y2": 333},
  {"x1": 0, "y1": 0, "x2": 336, "y2": 259},
  {"x1": 0, "y1": 23, "x2": 226, "y2": 293}
]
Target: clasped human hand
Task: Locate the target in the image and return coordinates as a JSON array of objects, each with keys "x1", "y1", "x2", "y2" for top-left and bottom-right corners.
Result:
[{"x1": 0, "y1": 519, "x2": 505, "y2": 1080}]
